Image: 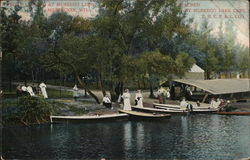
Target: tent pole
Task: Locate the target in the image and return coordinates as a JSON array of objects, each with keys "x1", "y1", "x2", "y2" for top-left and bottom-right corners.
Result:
[{"x1": 202, "y1": 93, "x2": 208, "y2": 103}]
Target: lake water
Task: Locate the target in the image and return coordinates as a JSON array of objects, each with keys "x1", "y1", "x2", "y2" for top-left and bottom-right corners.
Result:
[{"x1": 2, "y1": 114, "x2": 250, "y2": 160}]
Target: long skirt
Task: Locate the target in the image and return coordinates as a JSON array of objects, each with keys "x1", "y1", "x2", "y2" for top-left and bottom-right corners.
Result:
[
  {"x1": 123, "y1": 99, "x2": 131, "y2": 110},
  {"x1": 41, "y1": 88, "x2": 48, "y2": 98}
]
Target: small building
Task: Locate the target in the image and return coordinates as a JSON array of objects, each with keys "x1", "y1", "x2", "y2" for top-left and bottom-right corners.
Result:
[{"x1": 184, "y1": 64, "x2": 205, "y2": 80}]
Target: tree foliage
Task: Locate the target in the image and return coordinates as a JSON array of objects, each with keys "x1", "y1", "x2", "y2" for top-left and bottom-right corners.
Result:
[{"x1": 1, "y1": 0, "x2": 248, "y2": 103}]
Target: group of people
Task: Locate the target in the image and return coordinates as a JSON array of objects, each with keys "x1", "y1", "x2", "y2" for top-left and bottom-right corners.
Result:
[
  {"x1": 157, "y1": 86, "x2": 170, "y2": 104},
  {"x1": 16, "y1": 82, "x2": 48, "y2": 99},
  {"x1": 102, "y1": 89, "x2": 144, "y2": 111},
  {"x1": 179, "y1": 97, "x2": 227, "y2": 111},
  {"x1": 209, "y1": 98, "x2": 227, "y2": 109}
]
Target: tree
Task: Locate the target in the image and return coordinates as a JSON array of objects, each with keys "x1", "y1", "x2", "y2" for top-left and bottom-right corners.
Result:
[
  {"x1": 192, "y1": 20, "x2": 219, "y2": 79},
  {"x1": 238, "y1": 47, "x2": 249, "y2": 77},
  {"x1": 0, "y1": 5, "x2": 23, "y2": 89},
  {"x1": 92, "y1": 0, "x2": 193, "y2": 100},
  {"x1": 138, "y1": 50, "x2": 174, "y2": 97}
]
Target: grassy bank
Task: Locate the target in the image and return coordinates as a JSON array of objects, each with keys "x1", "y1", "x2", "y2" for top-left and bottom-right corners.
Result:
[{"x1": 1, "y1": 96, "x2": 99, "y2": 126}]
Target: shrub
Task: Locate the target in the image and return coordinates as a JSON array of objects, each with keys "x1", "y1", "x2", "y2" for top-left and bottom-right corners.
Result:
[{"x1": 17, "y1": 96, "x2": 53, "y2": 125}]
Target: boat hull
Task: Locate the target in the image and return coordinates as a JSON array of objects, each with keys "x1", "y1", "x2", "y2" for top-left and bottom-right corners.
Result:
[
  {"x1": 118, "y1": 109, "x2": 171, "y2": 120},
  {"x1": 50, "y1": 113, "x2": 129, "y2": 123},
  {"x1": 214, "y1": 112, "x2": 250, "y2": 116},
  {"x1": 153, "y1": 103, "x2": 217, "y2": 114},
  {"x1": 132, "y1": 106, "x2": 188, "y2": 115}
]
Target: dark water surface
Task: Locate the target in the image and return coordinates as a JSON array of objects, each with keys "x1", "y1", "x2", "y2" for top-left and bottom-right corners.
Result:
[{"x1": 3, "y1": 115, "x2": 250, "y2": 160}]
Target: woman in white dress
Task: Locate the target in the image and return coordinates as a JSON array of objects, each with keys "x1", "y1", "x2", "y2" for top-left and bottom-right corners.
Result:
[
  {"x1": 73, "y1": 84, "x2": 79, "y2": 101},
  {"x1": 122, "y1": 89, "x2": 131, "y2": 110},
  {"x1": 39, "y1": 82, "x2": 48, "y2": 99},
  {"x1": 103, "y1": 94, "x2": 112, "y2": 108},
  {"x1": 27, "y1": 85, "x2": 35, "y2": 97},
  {"x1": 180, "y1": 97, "x2": 188, "y2": 110},
  {"x1": 135, "y1": 90, "x2": 143, "y2": 107}
]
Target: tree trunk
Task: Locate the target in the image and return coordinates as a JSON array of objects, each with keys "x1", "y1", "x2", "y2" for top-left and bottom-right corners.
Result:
[
  {"x1": 206, "y1": 71, "x2": 210, "y2": 80},
  {"x1": 31, "y1": 70, "x2": 35, "y2": 82},
  {"x1": 218, "y1": 72, "x2": 221, "y2": 79},
  {"x1": 149, "y1": 79, "x2": 154, "y2": 98},
  {"x1": 76, "y1": 74, "x2": 100, "y2": 104},
  {"x1": 98, "y1": 73, "x2": 106, "y2": 97},
  {"x1": 110, "y1": 82, "x2": 117, "y2": 102},
  {"x1": 143, "y1": 78, "x2": 146, "y2": 89},
  {"x1": 121, "y1": 82, "x2": 124, "y2": 94},
  {"x1": 242, "y1": 72, "x2": 245, "y2": 78},
  {"x1": 137, "y1": 80, "x2": 140, "y2": 89},
  {"x1": 114, "y1": 82, "x2": 123, "y2": 102}
]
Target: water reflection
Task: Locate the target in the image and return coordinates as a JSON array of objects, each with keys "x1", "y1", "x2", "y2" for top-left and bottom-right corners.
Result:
[
  {"x1": 123, "y1": 121, "x2": 132, "y2": 157},
  {"x1": 136, "y1": 122, "x2": 145, "y2": 155},
  {"x1": 181, "y1": 116, "x2": 188, "y2": 136},
  {"x1": 3, "y1": 115, "x2": 250, "y2": 159}
]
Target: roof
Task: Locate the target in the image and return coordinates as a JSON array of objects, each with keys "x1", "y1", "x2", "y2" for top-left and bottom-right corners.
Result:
[
  {"x1": 189, "y1": 64, "x2": 204, "y2": 73},
  {"x1": 172, "y1": 79, "x2": 250, "y2": 95}
]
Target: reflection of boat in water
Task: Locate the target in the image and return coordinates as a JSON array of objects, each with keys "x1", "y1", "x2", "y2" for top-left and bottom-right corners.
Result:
[
  {"x1": 213, "y1": 112, "x2": 250, "y2": 116},
  {"x1": 118, "y1": 109, "x2": 171, "y2": 119},
  {"x1": 50, "y1": 113, "x2": 128, "y2": 123},
  {"x1": 132, "y1": 105, "x2": 188, "y2": 115},
  {"x1": 153, "y1": 102, "x2": 218, "y2": 113}
]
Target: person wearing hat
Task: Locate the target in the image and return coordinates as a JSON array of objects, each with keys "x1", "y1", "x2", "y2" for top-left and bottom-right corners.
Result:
[
  {"x1": 135, "y1": 90, "x2": 143, "y2": 107},
  {"x1": 73, "y1": 84, "x2": 79, "y2": 101},
  {"x1": 102, "y1": 94, "x2": 112, "y2": 109},
  {"x1": 122, "y1": 89, "x2": 131, "y2": 110},
  {"x1": 27, "y1": 85, "x2": 35, "y2": 97},
  {"x1": 39, "y1": 82, "x2": 48, "y2": 99}
]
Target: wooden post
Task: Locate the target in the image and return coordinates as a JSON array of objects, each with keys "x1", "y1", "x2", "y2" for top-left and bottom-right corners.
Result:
[
  {"x1": 202, "y1": 93, "x2": 209, "y2": 103},
  {"x1": 230, "y1": 93, "x2": 234, "y2": 99}
]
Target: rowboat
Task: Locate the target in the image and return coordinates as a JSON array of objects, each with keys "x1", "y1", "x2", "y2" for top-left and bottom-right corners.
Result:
[
  {"x1": 132, "y1": 106, "x2": 188, "y2": 115},
  {"x1": 118, "y1": 109, "x2": 171, "y2": 119},
  {"x1": 153, "y1": 103, "x2": 218, "y2": 113},
  {"x1": 50, "y1": 113, "x2": 129, "y2": 123},
  {"x1": 214, "y1": 112, "x2": 250, "y2": 116}
]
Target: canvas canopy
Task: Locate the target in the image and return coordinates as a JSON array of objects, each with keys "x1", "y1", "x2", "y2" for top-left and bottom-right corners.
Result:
[{"x1": 172, "y1": 79, "x2": 250, "y2": 95}]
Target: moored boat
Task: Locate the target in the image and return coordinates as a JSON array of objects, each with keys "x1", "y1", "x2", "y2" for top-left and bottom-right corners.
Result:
[
  {"x1": 153, "y1": 103, "x2": 218, "y2": 113},
  {"x1": 50, "y1": 113, "x2": 129, "y2": 123},
  {"x1": 132, "y1": 105, "x2": 188, "y2": 115},
  {"x1": 118, "y1": 109, "x2": 171, "y2": 119}
]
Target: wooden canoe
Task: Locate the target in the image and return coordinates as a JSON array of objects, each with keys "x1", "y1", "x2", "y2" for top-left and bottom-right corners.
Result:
[
  {"x1": 118, "y1": 109, "x2": 171, "y2": 119},
  {"x1": 50, "y1": 113, "x2": 129, "y2": 123},
  {"x1": 153, "y1": 105, "x2": 189, "y2": 114},
  {"x1": 132, "y1": 106, "x2": 187, "y2": 115},
  {"x1": 153, "y1": 103, "x2": 217, "y2": 113},
  {"x1": 214, "y1": 112, "x2": 250, "y2": 116}
]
